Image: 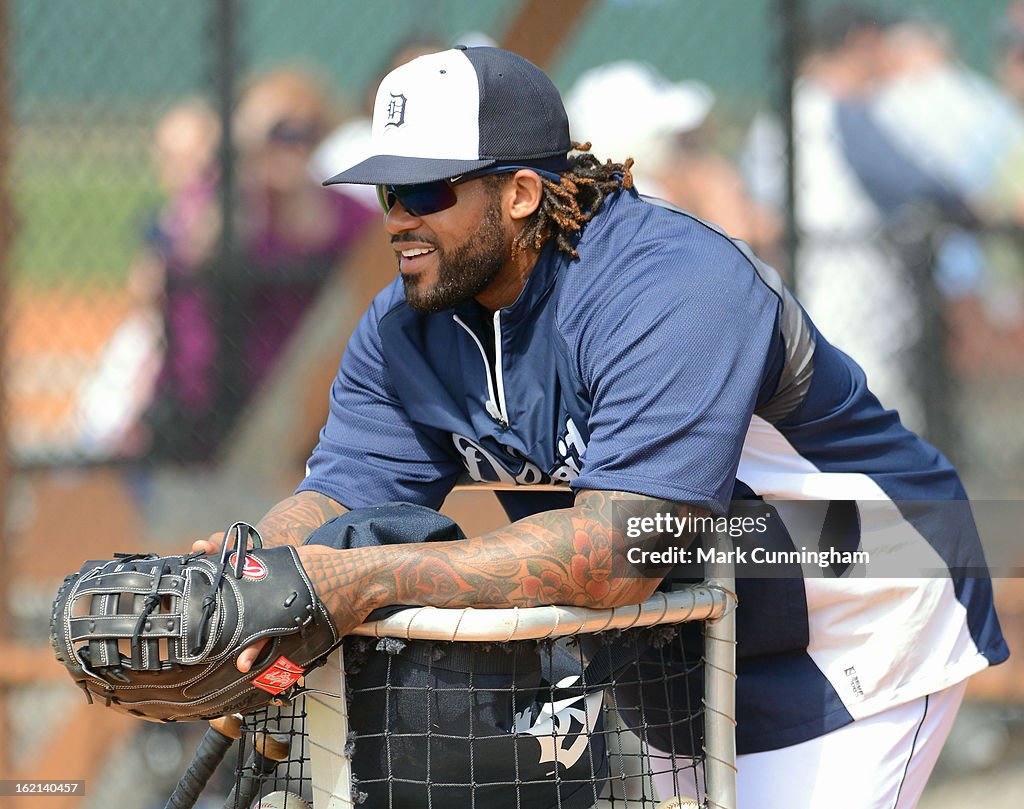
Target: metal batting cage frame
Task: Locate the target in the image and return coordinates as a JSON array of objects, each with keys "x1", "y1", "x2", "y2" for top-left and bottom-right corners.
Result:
[{"x1": 299, "y1": 529, "x2": 738, "y2": 809}]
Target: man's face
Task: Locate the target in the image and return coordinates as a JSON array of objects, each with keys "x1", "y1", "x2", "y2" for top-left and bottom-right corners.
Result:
[{"x1": 386, "y1": 178, "x2": 511, "y2": 313}]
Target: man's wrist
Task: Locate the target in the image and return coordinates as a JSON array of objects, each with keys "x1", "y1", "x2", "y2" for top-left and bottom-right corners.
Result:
[{"x1": 351, "y1": 546, "x2": 395, "y2": 617}]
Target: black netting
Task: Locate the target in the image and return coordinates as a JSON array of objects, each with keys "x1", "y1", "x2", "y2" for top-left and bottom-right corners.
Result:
[{"x1": 230, "y1": 627, "x2": 705, "y2": 809}]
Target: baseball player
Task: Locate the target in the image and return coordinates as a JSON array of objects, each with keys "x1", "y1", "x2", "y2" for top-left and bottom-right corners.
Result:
[{"x1": 192, "y1": 47, "x2": 1007, "y2": 807}]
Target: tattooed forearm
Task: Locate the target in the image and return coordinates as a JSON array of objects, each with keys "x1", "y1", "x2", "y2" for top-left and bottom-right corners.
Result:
[
  {"x1": 300, "y1": 490, "x2": 704, "y2": 630},
  {"x1": 392, "y1": 489, "x2": 702, "y2": 609},
  {"x1": 256, "y1": 490, "x2": 348, "y2": 548}
]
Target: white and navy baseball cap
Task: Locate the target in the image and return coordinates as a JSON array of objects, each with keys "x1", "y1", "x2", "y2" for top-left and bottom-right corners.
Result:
[{"x1": 323, "y1": 46, "x2": 572, "y2": 186}]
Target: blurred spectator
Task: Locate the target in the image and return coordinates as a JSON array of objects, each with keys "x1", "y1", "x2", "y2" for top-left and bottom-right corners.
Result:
[
  {"x1": 74, "y1": 97, "x2": 221, "y2": 459},
  {"x1": 868, "y1": 12, "x2": 1024, "y2": 331},
  {"x1": 997, "y1": 1, "x2": 1024, "y2": 108},
  {"x1": 565, "y1": 60, "x2": 779, "y2": 257},
  {"x1": 873, "y1": 16, "x2": 1023, "y2": 216},
  {"x1": 148, "y1": 96, "x2": 223, "y2": 265},
  {"x1": 230, "y1": 66, "x2": 377, "y2": 388},
  {"x1": 126, "y1": 67, "x2": 376, "y2": 464},
  {"x1": 984, "y1": 1, "x2": 1024, "y2": 326},
  {"x1": 741, "y1": 2, "x2": 966, "y2": 434}
]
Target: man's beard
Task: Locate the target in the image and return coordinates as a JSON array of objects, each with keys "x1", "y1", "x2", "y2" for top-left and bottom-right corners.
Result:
[{"x1": 400, "y1": 198, "x2": 508, "y2": 314}]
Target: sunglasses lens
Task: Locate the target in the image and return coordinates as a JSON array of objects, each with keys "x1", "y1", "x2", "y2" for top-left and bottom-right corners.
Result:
[
  {"x1": 377, "y1": 181, "x2": 458, "y2": 216},
  {"x1": 376, "y1": 185, "x2": 396, "y2": 213}
]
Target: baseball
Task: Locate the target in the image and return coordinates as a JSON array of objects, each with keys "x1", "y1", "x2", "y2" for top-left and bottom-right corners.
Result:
[
  {"x1": 655, "y1": 799, "x2": 701, "y2": 809},
  {"x1": 253, "y1": 791, "x2": 310, "y2": 809}
]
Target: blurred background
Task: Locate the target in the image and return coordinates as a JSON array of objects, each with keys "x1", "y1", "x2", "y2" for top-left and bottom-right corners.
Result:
[{"x1": 2, "y1": 0, "x2": 1023, "y2": 806}]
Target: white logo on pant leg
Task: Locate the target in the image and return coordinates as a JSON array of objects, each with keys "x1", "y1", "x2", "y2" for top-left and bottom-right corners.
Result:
[{"x1": 512, "y1": 677, "x2": 604, "y2": 770}]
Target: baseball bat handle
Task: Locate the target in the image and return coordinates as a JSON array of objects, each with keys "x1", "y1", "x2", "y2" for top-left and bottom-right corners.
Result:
[
  {"x1": 163, "y1": 716, "x2": 241, "y2": 809},
  {"x1": 223, "y1": 732, "x2": 291, "y2": 809}
]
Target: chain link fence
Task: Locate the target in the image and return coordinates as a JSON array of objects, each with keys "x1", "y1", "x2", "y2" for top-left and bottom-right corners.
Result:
[
  {"x1": 6, "y1": 0, "x2": 1023, "y2": 492},
  {"x1": 5, "y1": 0, "x2": 521, "y2": 468}
]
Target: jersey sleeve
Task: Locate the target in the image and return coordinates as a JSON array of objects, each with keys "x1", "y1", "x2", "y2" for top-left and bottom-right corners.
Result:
[
  {"x1": 296, "y1": 288, "x2": 462, "y2": 509},
  {"x1": 566, "y1": 215, "x2": 780, "y2": 514}
]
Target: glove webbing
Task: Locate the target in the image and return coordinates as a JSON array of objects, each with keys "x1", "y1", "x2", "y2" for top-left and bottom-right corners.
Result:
[
  {"x1": 130, "y1": 560, "x2": 167, "y2": 670},
  {"x1": 75, "y1": 559, "x2": 188, "y2": 673}
]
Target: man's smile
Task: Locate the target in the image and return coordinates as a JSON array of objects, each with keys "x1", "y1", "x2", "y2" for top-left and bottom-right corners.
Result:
[{"x1": 395, "y1": 242, "x2": 438, "y2": 273}]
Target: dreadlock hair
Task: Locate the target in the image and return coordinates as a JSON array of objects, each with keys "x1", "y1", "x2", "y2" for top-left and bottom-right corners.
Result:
[{"x1": 486, "y1": 142, "x2": 634, "y2": 259}]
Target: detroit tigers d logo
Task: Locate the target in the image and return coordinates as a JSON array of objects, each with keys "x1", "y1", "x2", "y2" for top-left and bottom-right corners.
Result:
[{"x1": 385, "y1": 93, "x2": 407, "y2": 128}]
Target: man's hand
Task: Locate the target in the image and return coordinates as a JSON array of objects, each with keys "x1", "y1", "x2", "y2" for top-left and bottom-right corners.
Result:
[
  {"x1": 53, "y1": 542, "x2": 339, "y2": 722},
  {"x1": 183, "y1": 492, "x2": 348, "y2": 673},
  {"x1": 192, "y1": 489, "x2": 348, "y2": 563},
  {"x1": 235, "y1": 638, "x2": 270, "y2": 673},
  {"x1": 192, "y1": 531, "x2": 224, "y2": 556},
  {"x1": 235, "y1": 543, "x2": 382, "y2": 673}
]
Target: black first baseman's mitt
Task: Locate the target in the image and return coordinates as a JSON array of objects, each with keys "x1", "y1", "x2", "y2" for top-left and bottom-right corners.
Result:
[{"x1": 50, "y1": 522, "x2": 339, "y2": 722}]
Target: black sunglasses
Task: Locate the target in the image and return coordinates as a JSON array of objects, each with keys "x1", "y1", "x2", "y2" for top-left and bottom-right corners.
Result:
[{"x1": 377, "y1": 165, "x2": 561, "y2": 217}]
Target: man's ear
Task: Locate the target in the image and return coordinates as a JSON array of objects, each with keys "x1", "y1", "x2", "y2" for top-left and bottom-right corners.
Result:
[{"x1": 506, "y1": 170, "x2": 546, "y2": 221}]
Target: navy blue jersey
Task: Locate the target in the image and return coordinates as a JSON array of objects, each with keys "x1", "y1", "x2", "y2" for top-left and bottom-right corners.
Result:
[{"x1": 298, "y1": 187, "x2": 1007, "y2": 752}]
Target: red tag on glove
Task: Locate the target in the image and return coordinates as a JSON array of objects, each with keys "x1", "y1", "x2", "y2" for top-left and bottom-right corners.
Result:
[{"x1": 251, "y1": 655, "x2": 305, "y2": 694}]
